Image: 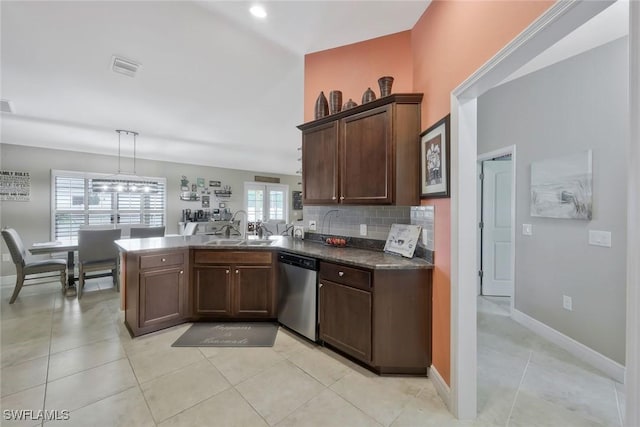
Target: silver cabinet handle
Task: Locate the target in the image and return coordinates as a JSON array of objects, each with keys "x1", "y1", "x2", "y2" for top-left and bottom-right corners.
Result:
[
  {"x1": 319, "y1": 283, "x2": 323, "y2": 288},
  {"x1": 332, "y1": 196, "x2": 336, "y2": 200},
  {"x1": 226, "y1": 270, "x2": 229, "y2": 274},
  {"x1": 161, "y1": 258, "x2": 166, "y2": 262},
  {"x1": 180, "y1": 270, "x2": 184, "y2": 274},
  {"x1": 340, "y1": 196, "x2": 345, "y2": 200},
  {"x1": 338, "y1": 271, "x2": 344, "y2": 277},
  {"x1": 235, "y1": 270, "x2": 239, "y2": 274}
]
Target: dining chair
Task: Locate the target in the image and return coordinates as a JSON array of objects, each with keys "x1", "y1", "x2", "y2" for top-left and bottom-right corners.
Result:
[
  {"x1": 130, "y1": 226, "x2": 165, "y2": 238},
  {"x1": 182, "y1": 222, "x2": 198, "y2": 235},
  {"x1": 1, "y1": 228, "x2": 67, "y2": 304},
  {"x1": 77, "y1": 228, "x2": 122, "y2": 299}
]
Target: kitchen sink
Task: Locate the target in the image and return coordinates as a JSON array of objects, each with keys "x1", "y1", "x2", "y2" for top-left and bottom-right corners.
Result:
[
  {"x1": 205, "y1": 239, "x2": 244, "y2": 246},
  {"x1": 239, "y1": 240, "x2": 275, "y2": 246}
]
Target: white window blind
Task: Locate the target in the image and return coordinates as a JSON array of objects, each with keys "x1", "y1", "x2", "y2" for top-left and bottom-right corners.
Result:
[{"x1": 52, "y1": 170, "x2": 166, "y2": 240}]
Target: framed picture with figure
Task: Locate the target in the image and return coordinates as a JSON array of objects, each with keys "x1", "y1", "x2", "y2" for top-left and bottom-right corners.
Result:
[{"x1": 420, "y1": 114, "x2": 450, "y2": 198}]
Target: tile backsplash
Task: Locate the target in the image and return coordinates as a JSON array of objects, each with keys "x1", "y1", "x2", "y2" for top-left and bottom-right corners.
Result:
[{"x1": 303, "y1": 205, "x2": 435, "y2": 251}]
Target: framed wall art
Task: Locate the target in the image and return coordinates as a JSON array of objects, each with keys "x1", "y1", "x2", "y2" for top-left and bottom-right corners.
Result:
[{"x1": 420, "y1": 114, "x2": 450, "y2": 198}]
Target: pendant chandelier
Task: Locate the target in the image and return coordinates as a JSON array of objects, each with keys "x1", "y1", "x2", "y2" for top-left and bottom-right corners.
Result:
[{"x1": 91, "y1": 130, "x2": 160, "y2": 193}]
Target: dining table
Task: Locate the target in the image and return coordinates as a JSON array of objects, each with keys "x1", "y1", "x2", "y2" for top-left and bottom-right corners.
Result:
[{"x1": 29, "y1": 240, "x2": 79, "y2": 295}]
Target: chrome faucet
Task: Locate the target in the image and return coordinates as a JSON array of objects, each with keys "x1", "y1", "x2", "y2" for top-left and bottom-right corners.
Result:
[{"x1": 229, "y1": 210, "x2": 248, "y2": 239}]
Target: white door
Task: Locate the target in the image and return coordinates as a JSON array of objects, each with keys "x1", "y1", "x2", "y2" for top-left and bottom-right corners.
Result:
[{"x1": 481, "y1": 160, "x2": 513, "y2": 296}]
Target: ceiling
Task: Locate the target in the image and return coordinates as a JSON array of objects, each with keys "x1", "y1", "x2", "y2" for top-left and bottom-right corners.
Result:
[{"x1": 0, "y1": 1, "x2": 430, "y2": 176}]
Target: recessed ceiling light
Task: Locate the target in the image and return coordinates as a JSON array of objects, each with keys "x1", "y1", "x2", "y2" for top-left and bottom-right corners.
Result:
[{"x1": 249, "y1": 5, "x2": 267, "y2": 19}]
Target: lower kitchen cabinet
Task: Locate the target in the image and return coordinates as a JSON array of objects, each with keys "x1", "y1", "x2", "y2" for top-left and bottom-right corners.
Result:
[
  {"x1": 319, "y1": 280, "x2": 372, "y2": 363},
  {"x1": 318, "y1": 261, "x2": 432, "y2": 375},
  {"x1": 125, "y1": 249, "x2": 189, "y2": 336},
  {"x1": 192, "y1": 250, "x2": 276, "y2": 319}
]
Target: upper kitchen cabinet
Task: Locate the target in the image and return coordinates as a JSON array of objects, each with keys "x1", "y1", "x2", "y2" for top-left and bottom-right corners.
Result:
[{"x1": 298, "y1": 94, "x2": 423, "y2": 206}]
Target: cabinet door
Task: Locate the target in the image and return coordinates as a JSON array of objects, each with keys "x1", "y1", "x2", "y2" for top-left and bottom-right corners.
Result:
[
  {"x1": 340, "y1": 105, "x2": 392, "y2": 204},
  {"x1": 302, "y1": 121, "x2": 339, "y2": 204},
  {"x1": 194, "y1": 266, "x2": 233, "y2": 317},
  {"x1": 234, "y1": 266, "x2": 273, "y2": 317},
  {"x1": 318, "y1": 279, "x2": 372, "y2": 363},
  {"x1": 139, "y1": 266, "x2": 185, "y2": 329}
]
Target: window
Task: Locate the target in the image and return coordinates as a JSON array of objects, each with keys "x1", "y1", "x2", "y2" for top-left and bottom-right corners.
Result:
[
  {"x1": 52, "y1": 170, "x2": 166, "y2": 240},
  {"x1": 244, "y1": 182, "x2": 288, "y2": 223}
]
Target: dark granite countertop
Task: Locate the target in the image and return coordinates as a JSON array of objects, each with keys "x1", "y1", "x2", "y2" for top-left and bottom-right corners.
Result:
[{"x1": 115, "y1": 235, "x2": 433, "y2": 270}]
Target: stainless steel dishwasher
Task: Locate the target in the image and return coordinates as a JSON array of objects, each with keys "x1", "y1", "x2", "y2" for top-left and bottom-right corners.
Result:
[{"x1": 278, "y1": 252, "x2": 319, "y2": 342}]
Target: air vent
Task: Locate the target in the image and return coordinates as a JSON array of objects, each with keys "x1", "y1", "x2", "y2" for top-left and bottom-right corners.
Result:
[
  {"x1": 1, "y1": 99, "x2": 14, "y2": 113},
  {"x1": 111, "y1": 56, "x2": 140, "y2": 77}
]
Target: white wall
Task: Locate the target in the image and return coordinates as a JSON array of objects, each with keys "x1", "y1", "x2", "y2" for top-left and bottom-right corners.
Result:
[
  {"x1": 478, "y1": 38, "x2": 628, "y2": 364},
  {"x1": 0, "y1": 143, "x2": 301, "y2": 275}
]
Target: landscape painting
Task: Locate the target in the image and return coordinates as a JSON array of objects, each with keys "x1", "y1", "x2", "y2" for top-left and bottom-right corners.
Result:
[{"x1": 530, "y1": 150, "x2": 592, "y2": 220}]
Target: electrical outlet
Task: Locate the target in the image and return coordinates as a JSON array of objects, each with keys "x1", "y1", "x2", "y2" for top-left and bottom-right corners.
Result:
[
  {"x1": 359, "y1": 224, "x2": 367, "y2": 236},
  {"x1": 2, "y1": 253, "x2": 10, "y2": 262},
  {"x1": 309, "y1": 220, "x2": 317, "y2": 231},
  {"x1": 563, "y1": 295, "x2": 572, "y2": 311},
  {"x1": 522, "y1": 224, "x2": 533, "y2": 236}
]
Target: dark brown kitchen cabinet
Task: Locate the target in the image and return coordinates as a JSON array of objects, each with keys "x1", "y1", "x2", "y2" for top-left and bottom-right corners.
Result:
[
  {"x1": 192, "y1": 250, "x2": 276, "y2": 319},
  {"x1": 125, "y1": 249, "x2": 189, "y2": 336},
  {"x1": 318, "y1": 261, "x2": 432, "y2": 375},
  {"x1": 302, "y1": 121, "x2": 339, "y2": 204},
  {"x1": 298, "y1": 94, "x2": 422, "y2": 206},
  {"x1": 319, "y1": 279, "x2": 372, "y2": 363}
]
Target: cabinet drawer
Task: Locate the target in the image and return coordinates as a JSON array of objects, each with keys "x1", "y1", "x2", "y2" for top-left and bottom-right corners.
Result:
[
  {"x1": 319, "y1": 262, "x2": 371, "y2": 291},
  {"x1": 195, "y1": 250, "x2": 272, "y2": 265},
  {"x1": 140, "y1": 252, "x2": 185, "y2": 269}
]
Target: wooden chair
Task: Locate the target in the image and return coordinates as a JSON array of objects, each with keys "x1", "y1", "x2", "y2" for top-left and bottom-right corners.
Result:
[
  {"x1": 77, "y1": 228, "x2": 122, "y2": 299},
  {"x1": 1, "y1": 228, "x2": 66, "y2": 304},
  {"x1": 130, "y1": 226, "x2": 165, "y2": 238}
]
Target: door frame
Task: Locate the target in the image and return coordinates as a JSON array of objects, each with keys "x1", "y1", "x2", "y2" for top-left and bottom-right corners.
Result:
[
  {"x1": 477, "y1": 146, "x2": 516, "y2": 310},
  {"x1": 448, "y1": 0, "x2": 639, "y2": 422}
]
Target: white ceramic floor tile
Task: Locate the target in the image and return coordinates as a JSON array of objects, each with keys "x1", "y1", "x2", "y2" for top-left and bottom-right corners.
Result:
[
  {"x1": 207, "y1": 346, "x2": 285, "y2": 385},
  {"x1": 0, "y1": 384, "x2": 45, "y2": 427},
  {"x1": 141, "y1": 359, "x2": 230, "y2": 423},
  {"x1": 128, "y1": 345, "x2": 205, "y2": 384},
  {"x1": 0, "y1": 355, "x2": 49, "y2": 397},
  {"x1": 276, "y1": 388, "x2": 381, "y2": 427},
  {"x1": 47, "y1": 338, "x2": 126, "y2": 381},
  {"x1": 158, "y1": 388, "x2": 268, "y2": 427},
  {"x1": 508, "y1": 391, "x2": 609, "y2": 427},
  {"x1": 391, "y1": 388, "x2": 478, "y2": 427},
  {"x1": 287, "y1": 346, "x2": 354, "y2": 387},
  {"x1": 44, "y1": 386, "x2": 155, "y2": 427},
  {"x1": 330, "y1": 367, "x2": 424, "y2": 426},
  {"x1": 235, "y1": 360, "x2": 326, "y2": 425},
  {"x1": 1, "y1": 337, "x2": 51, "y2": 368},
  {"x1": 519, "y1": 350, "x2": 620, "y2": 426},
  {"x1": 44, "y1": 359, "x2": 138, "y2": 412}
]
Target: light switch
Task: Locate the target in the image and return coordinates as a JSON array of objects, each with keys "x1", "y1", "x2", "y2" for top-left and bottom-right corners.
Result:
[
  {"x1": 522, "y1": 224, "x2": 532, "y2": 236},
  {"x1": 308, "y1": 220, "x2": 317, "y2": 231},
  {"x1": 359, "y1": 224, "x2": 367, "y2": 236},
  {"x1": 589, "y1": 230, "x2": 611, "y2": 248}
]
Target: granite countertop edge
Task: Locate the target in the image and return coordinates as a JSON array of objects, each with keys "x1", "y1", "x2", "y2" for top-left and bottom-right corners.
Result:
[{"x1": 115, "y1": 235, "x2": 433, "y2": 270}]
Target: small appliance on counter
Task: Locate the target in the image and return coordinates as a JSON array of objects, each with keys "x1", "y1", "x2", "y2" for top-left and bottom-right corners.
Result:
[{"x1": 293, "y1": 225, "x2": 305, "y2": 239}]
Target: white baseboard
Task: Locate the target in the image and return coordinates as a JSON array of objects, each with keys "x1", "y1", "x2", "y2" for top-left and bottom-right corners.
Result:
[
  {"x1": 512, "y1": 308, "x2": 625, "y2": 383},
  {"x1": 429, "y1": 364, "x2": 451, "y2": 410}
]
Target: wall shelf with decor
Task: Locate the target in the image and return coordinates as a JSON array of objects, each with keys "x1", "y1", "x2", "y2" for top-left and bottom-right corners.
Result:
[{"x1": 214, "y1": 190, "x2": 232, "y2": 198}]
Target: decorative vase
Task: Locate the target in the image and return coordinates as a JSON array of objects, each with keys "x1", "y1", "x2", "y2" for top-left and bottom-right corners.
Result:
[
  {"x1": 314, "y1": 91, "x2": 329, "y2": 119},
  {"x1": 342, "y1": 98, "x2": 358, "y2": 110},
  {"x1": 361, "y1": 87, "x2": 376, "y2": 104},
  {"x1": 378, "y1": 76, "x2": 394, "y2": 97},
  {"x1": 329, "y1": 90, "x2": 342, "y2": 115}
]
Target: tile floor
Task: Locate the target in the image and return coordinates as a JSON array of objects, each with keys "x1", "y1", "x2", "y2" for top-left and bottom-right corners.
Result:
[{"x1": 0, "y1": 279, "x2": 625, "y2": 426}]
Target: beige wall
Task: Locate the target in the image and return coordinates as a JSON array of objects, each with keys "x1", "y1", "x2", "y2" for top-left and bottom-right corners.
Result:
[{"x1": 0, "y1": 143, "x2": 301, "y2": 276}]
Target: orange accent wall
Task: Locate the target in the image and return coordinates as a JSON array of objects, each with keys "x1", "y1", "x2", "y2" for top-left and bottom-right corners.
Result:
[
  {"x1": 302, "y1": 0, "x2": 552, "y2": 387},
  {"x1": 412, "y1": 0, "x2": 553, "y2": 386},
  {"x1": 304, "y1": 31, "x2": 413, "y2": 122}
]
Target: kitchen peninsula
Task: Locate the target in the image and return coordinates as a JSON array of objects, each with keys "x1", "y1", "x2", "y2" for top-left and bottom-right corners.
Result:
[{"x1": 116, "y1": 235, "x2": 433, "y2": 375}]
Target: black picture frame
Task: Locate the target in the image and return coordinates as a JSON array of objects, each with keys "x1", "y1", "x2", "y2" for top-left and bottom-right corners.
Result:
[
  {"x1": 420, "y1": 114, "x2": 450, "y2": 198},
  {"x1": 292, "y1": 191, "x2": 303, "y2": 210}
]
